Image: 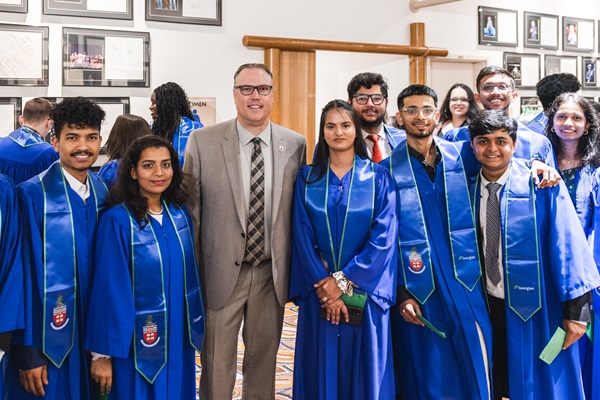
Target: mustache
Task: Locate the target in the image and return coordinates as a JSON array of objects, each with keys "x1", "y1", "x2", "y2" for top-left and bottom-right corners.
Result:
[{"x1": 70, "y1": 151, "x2": 94, "y2": 157}]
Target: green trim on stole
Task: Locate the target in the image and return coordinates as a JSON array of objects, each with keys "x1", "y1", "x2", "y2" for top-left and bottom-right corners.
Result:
[
  {"x1": 9, "y1": 127, "x2": 47, "y2": 148},
  {"x1": 388, "y1": 138, "x2": 481, "y2": 304},
  {"x1": 40, "y1": 162, "x2": 109, "y2": 367},
  {"x1": 304, "y1": 156, "x2": 375, "y2": 273}
]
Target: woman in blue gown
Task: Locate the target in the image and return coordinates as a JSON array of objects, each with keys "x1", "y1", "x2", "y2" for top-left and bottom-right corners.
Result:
[
  {"x1": 97, "y1": 114, "x2": 151, "y2": 187},
  {"x1": 546, "y1": 93, "x2": 600, "y2": 399},
  {"x1": 86, "y1": 136, "x2": 205, "y2": 399},
  {"x1": 290, "y1": 100, "x2": 398, "y2": 399},
  {"x1": 149, "y1": 82, "x2": 203, "y2": 167}
]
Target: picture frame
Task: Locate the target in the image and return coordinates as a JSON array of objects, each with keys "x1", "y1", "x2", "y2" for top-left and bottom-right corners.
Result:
[
  {"x1": 524, "y1": 12, "x2": 559, "y2": 50},
  {"x1": 520, "y1": 96, "x2": 543, "y2": 124},
  {"x1": 582, "y1": 57, "x2": 598, "y2": 88},
  {"x1": 0, "y1": 0, "x2": 27, "y2": 13},
  {"x1": 544, "y1": 55, "x2": 578, "y2": 78},
  {"x1": 63, "y1": 27, "x2": 150, "y2": 87},
  {"x1": 478, "y1": 6, "x2": 518, "y2": 47},
  {"x1": 0, "y1": 24, "x2": 49, "y2": 86},
  {"x1": 503, "y1": 52, "x2": 540, "y2": 90},
  {"x1": 43, "y1": 0, "x2": 132, "y2": 20},
  {"x1": 0, "y1": 97, "x2": 22, "y2": 136},
  {"x1": 145, "y1": 0, "x2": 222, "y2": 26},
  {"x1": 563, "y1": 17, "x2": 595, "y2": 52}
]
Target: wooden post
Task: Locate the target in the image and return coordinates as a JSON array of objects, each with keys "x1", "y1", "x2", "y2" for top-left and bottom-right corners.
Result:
[
  {"x1": 264, "y1": 48, "x2": 281, "y2": 124},
  {"x1": 410, "y1": 23, "x2": 427, "y2": 84}
]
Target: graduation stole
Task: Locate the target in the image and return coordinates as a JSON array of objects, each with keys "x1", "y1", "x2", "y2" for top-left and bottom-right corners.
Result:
[
  {"x1": 304, "y1": 156, "x2": 375, "y2": 272},
  {"x1": 40, "y1": 162, "x2": 109, "y2": 367},
  {"x1": 572, "y1": 165, "x2": 594, "y2": 229},
  {"x1": 388, "y1": 138, "x2": 481, "y2": 305},
  {"x1": 473, "y1": 160, "x2": 541, "y2": 321},
  {"x1": 127, "y1": 201, "x2": 205, "y2": 384},
  {"x1": 9, "y1": 126, "x2": 46, "y2": 148}
]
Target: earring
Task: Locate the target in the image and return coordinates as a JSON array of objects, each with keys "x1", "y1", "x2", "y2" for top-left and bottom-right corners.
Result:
[
  {"x1": 584, "y1": 130, "x2": 589, "y2": 135},
  {"x1": 551, "y1": 127, "x2": 555, "y2": 132}
]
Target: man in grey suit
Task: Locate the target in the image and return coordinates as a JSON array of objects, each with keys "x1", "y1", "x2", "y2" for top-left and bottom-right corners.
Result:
[{"x1": 184, "y1": 63, "x2": 306, "y2": 399}]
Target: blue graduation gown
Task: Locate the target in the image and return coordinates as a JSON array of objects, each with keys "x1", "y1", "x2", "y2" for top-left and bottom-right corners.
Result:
[
  {"x1": 384, "y1": 148, "x2": 493, "y2": 400},
  {"x1": 5, "y1": 168, "x2": 108, "y2": 400},
  {"x1": 0, "y1": 127, "x2": 58, "y2": 185},
  {"x1": 0, "y1": 175, "x2": 24, "y2": 398},
  {"x1": 444, "y1": 121, "x2": 557, "y2": 167},
  {"x1": 290, "y1": 161, "x2": 397, "y2": 400},
  {"x1": 527, "y1": 111, "x2": 548, "y2": 135},
  {"x1": 173, "y1": 116, "x2": 203, "y2": 167},
  {"x1": 588, "y1": 170, "x2": 600, "y2": 399},
  {"x1": 97, "y1": 160, "x2": 119, "y2": 187},
  {"x1": 474, "y1": 160, "x2": 600, "y2": 400},
  {"x1": 85, "y1": 204, "x2": 199, "y2": 399}
]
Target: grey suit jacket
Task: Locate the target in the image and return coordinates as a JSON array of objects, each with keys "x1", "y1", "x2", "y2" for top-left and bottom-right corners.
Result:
[{"x1": 184, "y1": 118, "x2": 306, "y2": 310}]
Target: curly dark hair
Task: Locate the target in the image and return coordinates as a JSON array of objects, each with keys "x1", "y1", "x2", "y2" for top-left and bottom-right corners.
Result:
[
  {"x1": 535, "y1": 73, "x2": 581, "y2": 111},
  {"x1": 309, "y1": 100, "x2": 368, "y2": 182},
  {"x1": 105, "y1": 114, "x2": 152, "y2": 161},
  {"x1": 437, "y1": 83, "x2": 479, "y2": 127},
  {"x1": 151, "y1": 82, "x2": 194, "y2": 142},
  {"x1": 110, "y1": 135, "x2": 188, "y2": 226},
  {"x1": 545, "y1": 93, "x2": 600, "y2": 168},
  {"x1": 346, "y1": 72, "x2": 389, "y2": 100},
  {"x1": 51, "y1": 97, "x2": 105, "y2": 139}
]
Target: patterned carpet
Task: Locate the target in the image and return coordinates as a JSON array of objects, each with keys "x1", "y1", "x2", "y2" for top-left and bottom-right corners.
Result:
[{"x1": 195, "y1": 303, "x2": 298, "y2": 399}]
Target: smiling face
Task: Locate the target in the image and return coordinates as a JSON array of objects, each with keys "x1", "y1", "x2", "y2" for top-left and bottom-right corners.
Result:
[
  {"x1": 552, "y1": 100, "x2": 590, "y2": 145},
  {"x1": 475, "y1": 73, "x2": 517, "y2": 111},
  {"x1": 395, "y1": 95, "x2": 439, "y2": 140},
  {"x1": 131, "y1": 146, "x2": 173, "y2": 204},
  {"x1": 350, "y1": 85, "x2": 388, "y2": 133},
  {"x1": 471, "y1": 129, "x2": 516, "y2": 181},
  {"x1": 52, "y1": 125, "x2": 101, "y2": 183},
  {"x1": 233, "y1": 67, "x2": 273, "y2": 134},
  {"x1": 449, "y1": 87, "x2": 469, "y2": 118},
  {"x1": 323, "y1": 108, "x2": 357, "y2": 155}
]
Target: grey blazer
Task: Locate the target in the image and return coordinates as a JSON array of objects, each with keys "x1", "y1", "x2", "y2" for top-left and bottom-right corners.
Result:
[{"x1": 184, "y1": 118, "x2": 306, "y2": 310}]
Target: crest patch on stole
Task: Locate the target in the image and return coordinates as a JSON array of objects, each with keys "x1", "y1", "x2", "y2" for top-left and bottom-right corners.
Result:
[
  {"x1": 408, "y1": 246, "x2": 426, "y2": 274},
  {"x1": 51, "y1": 294, "x2": 69, "y2": 330},
  {"x1": 141, "y1": 315, "x2": 160, "y2": 347}
]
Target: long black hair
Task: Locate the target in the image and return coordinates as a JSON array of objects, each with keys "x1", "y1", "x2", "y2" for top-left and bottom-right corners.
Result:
[
  {"x1": 151, "y1": 82, "x2": 194, "y2": 142},
  {"x1": 309, "y1": 100, "x2": 368, "y2": 182},
  {"x1": 110, "y1": 135, "x2": 188, "y2": 225},
  {"x1": 104, "y1": 114, "x2": 151, "y2": 161},
  {"x1": 545, "y1": 93, "x2": 600, "y2": 168},
  {"x1": 437, "y1": 83, "x2": 479, "y2": 127}
]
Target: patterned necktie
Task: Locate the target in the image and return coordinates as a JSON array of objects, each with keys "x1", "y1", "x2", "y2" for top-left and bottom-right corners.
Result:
[
  {"x1": 485, "y1": 182, "x2": 502, "y2": 286},
  {"x1": 367, "y1": 134, "x2": 383, "y2": 163},
  {"x1": 244, "y1": 137, "x2": 265, "y2": 267}
]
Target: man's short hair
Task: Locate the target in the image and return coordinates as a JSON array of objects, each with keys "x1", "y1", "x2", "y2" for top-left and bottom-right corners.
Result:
[
  {"x1": 469, "y1": 109, "x2": 518, "y2": 142},
  {"x1": 475, "y1": 65, "x2": 516, "y2": 92},
  {"x1": 22, "y1": 98, "x2": 53, "y2": 124},
  {"x1": 347, "y1": 72, "x2": 389, "y2": 99},
  {"x1": 535, "y1": 73, "x2": 581, "y2": 110},
  {"x1": 50, "y1": 97, "x2": 105, "y2": 139},
  {"x1": 396, "y1": 84, "x2": 438, "y2": 110},
  {"x1": 233, "y1": 63, "x2": 273, "y2": 84}
]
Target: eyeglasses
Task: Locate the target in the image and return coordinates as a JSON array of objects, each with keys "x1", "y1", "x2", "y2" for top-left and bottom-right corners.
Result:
[
  {"x1": 450, "y1": 97, "x2": 469, "y2": 103},
  {"x1": 480, "y1": 83, "x2": 512, "y2": 93},
  {"x1": 353, "y1": 94, "x2": 386, "y2": 105},
  {"x1": 400, "y1": 107, "x2": 437, "y2": 117},
  {"x1": 234, "y1": 85, "x2": 273, "y2": 96}
]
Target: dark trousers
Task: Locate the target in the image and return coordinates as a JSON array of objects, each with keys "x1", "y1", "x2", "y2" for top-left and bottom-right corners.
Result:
[{"x1": 488, "y1": 294, "x2": 509, "y2": 400}]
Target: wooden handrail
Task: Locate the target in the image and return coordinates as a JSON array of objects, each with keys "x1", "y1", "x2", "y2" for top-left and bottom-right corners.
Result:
[{"x1": 243, "y1": 35, "x2": 448, "y2": 57}]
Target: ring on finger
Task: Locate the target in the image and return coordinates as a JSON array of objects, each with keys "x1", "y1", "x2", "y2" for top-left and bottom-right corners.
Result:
[{"x1": 321, "y1": 296, "x2": 328, "y2": 302}]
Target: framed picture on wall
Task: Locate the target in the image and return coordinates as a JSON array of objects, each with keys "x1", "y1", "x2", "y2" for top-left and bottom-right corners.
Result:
[
  {"x1": 0, "y1": 24, "x2": 49, "y2": 86},
  {"x1": 503, "y1": 52, "x2": 540, "y2": 89},
  {"x1": 145, "y1": 0, "x2": 222, "y2": 26},
  {"x1": 524, "y1": 12, "x2": 559, "y2": 50},
  {"x1": 0, "y1": 0, "x2": 27, "y2": 13},
  {"x1": 544, "y1": 55, "x2": 578, "y2": 77},
  {"x1": 563, "y1": 17, "x2": 595, "y2": 52},
  {"x1": 582, "y1": 57, "x2": 597, "y2": 88},
  {"x1": 63, "y1": 27, "x2": 150, "y2": 87},
  {"x1": 520, "y1": 96, "x2": 543, "y2": 123},
  {"x1": 0, "y1": 98, "x2": 22, "y2": 136},
  {"x1": 478, "y1": 6, "x2": 518, "y2": 47},
  {"x1": 44, "y1": 0, "x2": 132, "y2": 20}
]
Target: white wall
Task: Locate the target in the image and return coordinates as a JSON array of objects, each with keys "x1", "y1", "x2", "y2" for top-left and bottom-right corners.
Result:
[{"x1": 1, "y1": 0, "x2": 598, "y2": 139}]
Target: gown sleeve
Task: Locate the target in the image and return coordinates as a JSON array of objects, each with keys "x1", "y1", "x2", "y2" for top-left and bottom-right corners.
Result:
[{"x1": 85, "y1": 207, "x2": 136, "y2": 358}]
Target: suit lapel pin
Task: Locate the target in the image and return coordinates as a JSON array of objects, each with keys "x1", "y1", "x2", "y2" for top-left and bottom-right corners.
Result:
[{"x1": 279, "y1": 145, "x2": 285, "y2": 153}]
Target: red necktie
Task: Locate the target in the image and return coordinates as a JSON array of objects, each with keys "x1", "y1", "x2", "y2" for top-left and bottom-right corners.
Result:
[{"x1": 367, "y1": 134, "x2": 383, "y2": 163}]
